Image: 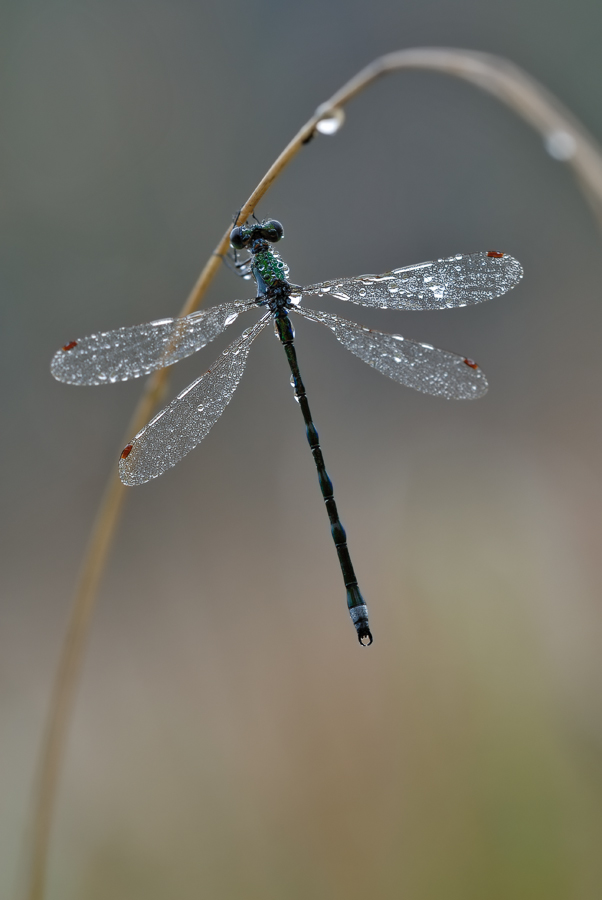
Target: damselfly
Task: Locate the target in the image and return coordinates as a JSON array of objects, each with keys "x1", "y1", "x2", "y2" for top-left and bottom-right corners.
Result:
[{"x1": 52, "y1": 219, "x2": 523, "y2": 645}]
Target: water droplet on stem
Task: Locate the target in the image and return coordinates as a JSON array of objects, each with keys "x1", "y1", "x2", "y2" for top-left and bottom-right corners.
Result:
[
  {"x1": 315, "y1": 105, "x2": 345, "y2": 135},
  {"x1": 545, "y1": 130, "x2": 577, "y2": 161}
]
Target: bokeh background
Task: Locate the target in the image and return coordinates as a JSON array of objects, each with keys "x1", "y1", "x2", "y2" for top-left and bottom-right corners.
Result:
[{"x1": 3, "y1": 1, "x2": 602, "y2": 898}]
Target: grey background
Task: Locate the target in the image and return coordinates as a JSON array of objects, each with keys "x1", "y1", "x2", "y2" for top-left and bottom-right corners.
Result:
[{"x1": 2, "y1": 1, "x2": 602, "y2": 898}]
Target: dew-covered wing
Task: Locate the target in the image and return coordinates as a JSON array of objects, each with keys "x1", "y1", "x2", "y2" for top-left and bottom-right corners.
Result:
[
  {"x1": 294, "y1": 307, "x2": 487, "y2": 400},
  {"x1": 302, "y1": 251, "x2": 522, "y2": 311},
  {"x1": 51, "y1": 301, "x2": 255, "y2": 385},
  {"x1": 119, "y1": 317, "x2": 269, "y2": 486}
]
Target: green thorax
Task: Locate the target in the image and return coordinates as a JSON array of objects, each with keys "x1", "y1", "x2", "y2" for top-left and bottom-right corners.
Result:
[{"x1": 251, "y1": 248, "x2": 289, "y2": 290}]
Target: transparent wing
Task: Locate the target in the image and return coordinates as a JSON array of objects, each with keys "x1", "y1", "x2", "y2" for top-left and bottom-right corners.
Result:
[
  {"x1": 119, "y1": 316, "x2": 270, "y2": 486},
  {"x1": 51, "y1": 301, "x2": 256, "y2": 385},
  {"x1": 293, "y1": 307, "x2": 487, "y2": 400},
  {"x1": 301, "y1": 251, "x2": 522, "y2": 311}
]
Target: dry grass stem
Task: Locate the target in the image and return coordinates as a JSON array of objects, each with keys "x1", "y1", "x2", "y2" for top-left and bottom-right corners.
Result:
[{"x1": 27, "y1": 47, "x2": 602, "y2": 900}]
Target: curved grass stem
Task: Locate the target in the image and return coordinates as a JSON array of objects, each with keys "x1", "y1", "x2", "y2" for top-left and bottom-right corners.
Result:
[{"x1": 26, "y1": 47, "x2": 602, "y2": 900}]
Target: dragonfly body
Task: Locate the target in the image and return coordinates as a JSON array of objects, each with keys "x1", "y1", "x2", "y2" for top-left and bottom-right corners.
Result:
[
  {"x1": 52, "y1": 218, "x2": 523, "y2": 645},
  {"x1": 230, "y1": 219, "x2": 371, "y2": 642}
]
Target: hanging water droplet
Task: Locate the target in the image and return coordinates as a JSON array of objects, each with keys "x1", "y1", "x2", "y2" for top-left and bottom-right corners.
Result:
[
  {"x1": 225, "y1": 313, "x2": 238, "y2": 326},
  {"x1": 545, "y1": 130, "x2": 576, "y2": 160},
  {"x1": 315, "y1": 105, "x2": 345, "y2": 135}
]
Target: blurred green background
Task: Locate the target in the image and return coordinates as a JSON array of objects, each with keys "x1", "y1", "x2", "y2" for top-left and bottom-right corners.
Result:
[{"x1": 3, "y1": 0, "x2": 602, "y2": 898}]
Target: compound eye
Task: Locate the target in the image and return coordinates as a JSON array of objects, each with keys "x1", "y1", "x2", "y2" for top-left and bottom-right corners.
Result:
[
  {"x1": 230, "y1": 226, "x2": 247, "y2": 250},
  {"x1": 260, "y1": 219, "x2": 284, "y2": 242}
]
